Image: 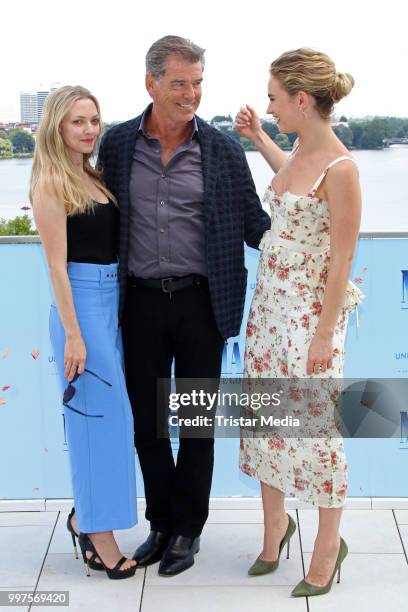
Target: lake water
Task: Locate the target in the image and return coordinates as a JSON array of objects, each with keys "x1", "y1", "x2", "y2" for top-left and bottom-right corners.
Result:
[{"x1": 1, "y1": 146, "x2": 408, "y2": 232}]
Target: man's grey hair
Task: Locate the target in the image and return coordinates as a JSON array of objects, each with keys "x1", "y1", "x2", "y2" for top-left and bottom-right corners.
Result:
[{"x1": 146, "y1": 35, "x2": 205, "y2": 80}]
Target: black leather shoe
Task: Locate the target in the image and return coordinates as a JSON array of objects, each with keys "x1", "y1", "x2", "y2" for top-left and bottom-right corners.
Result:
[
  {"x1": 132, "y1": 531, "x2": 171, "y2": 566},
  {"x1": 158, "y1": 535, "x2": 200, "y2": 577}
]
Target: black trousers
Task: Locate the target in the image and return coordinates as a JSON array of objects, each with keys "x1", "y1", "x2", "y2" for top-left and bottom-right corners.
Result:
[{"x1": 122, "y1": 279, "x2": 224, "y2": 538}]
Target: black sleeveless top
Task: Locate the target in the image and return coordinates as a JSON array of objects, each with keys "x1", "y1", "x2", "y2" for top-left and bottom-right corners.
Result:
[{"x1": 66, "y1": 201, "x2": 119, "y2": 264}]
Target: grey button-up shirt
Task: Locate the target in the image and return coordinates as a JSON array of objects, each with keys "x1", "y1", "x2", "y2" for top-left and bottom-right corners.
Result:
[{"x1": 128, "y1": 110, "x2": 207, "y2": 279}]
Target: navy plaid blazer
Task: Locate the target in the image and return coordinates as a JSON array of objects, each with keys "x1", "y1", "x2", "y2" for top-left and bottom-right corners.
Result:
[{"x1": 98, "y1": 110, "x2": 271, "y2": 339}]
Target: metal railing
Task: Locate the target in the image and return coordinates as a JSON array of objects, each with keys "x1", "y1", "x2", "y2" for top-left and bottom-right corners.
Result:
[{"x1": 1, "y1": 232, "x2": 408, "y2": 245}]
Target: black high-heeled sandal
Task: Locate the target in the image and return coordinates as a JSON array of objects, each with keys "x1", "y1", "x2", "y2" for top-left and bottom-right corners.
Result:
[
  {"x1": 66, "y1": 508, "x2": 103, "y2": 571},
  {"x1": 78, "y1": 532, "x2": 137, "y2": 580}
]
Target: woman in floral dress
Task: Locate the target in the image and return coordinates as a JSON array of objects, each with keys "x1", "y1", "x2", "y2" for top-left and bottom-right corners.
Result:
[{"x1": 235, "y1": 48, "x2": 363, "y2": 597}]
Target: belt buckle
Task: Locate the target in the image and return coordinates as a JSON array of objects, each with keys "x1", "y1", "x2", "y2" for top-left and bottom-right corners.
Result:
[{"x1": 161, "y1": 277, "x2": 174, "y2": 295}]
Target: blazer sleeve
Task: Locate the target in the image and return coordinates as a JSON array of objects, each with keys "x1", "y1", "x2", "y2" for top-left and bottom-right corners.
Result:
[{"x1": 238, "y1": 149, "x2": 271, "y2": 249}]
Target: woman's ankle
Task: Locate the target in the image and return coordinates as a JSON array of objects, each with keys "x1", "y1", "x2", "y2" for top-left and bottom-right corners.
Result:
[
  {"x1": 88, "y1": 531, "x2": 116, "y2": 545},
  {"x1": 314, "y1": 533, "x2": 340, "y2": 552},
  {"x1": 264, "y1": 511, "x2": 288, "y2": 528}
]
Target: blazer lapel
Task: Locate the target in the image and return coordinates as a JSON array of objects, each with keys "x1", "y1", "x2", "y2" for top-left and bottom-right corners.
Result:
[{"x1": 197, "y1": 117, "x2": 220, "y2": 226}]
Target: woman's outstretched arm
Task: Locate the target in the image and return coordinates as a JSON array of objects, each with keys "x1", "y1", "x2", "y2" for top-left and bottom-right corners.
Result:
[{"x1": 235, "y1": 104, "x2": 287, "y2": 173}]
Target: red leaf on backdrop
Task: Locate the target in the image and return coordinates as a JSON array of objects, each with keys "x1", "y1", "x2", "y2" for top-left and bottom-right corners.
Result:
[
  {"x1": 31, "y1": 350, "x2": 40, "y2": 360},
  {"x1": 2, "y1": 386, "x2": 10, "y2": 392}
]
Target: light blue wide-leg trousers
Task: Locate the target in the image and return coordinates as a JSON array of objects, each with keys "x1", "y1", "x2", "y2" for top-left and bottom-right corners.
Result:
[{"x1": 49, "y1": 262, "x2": 137, "y2": 533}]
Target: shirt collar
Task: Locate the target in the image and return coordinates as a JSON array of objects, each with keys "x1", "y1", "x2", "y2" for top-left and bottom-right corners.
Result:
[{"x1": 138, "y1": 106, "x2": 199, "y2": 143}]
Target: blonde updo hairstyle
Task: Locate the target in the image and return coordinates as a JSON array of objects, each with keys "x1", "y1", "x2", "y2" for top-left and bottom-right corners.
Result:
[{"x1": 270, "y1": 48, "x2": 354, "y2": 119}]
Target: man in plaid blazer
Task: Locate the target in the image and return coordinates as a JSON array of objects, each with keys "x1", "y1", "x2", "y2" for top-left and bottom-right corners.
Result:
[{"x1": 98, "y1": 35, "x2": 270, "y2": 577}]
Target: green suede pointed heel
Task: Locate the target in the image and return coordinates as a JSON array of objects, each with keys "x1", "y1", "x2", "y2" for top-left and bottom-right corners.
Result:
[
  {"x1": 291, "y1": 537, "x2": 348, "y2": 597},
  {"x1": 248, "y1": 513, "x2": 297, "y2": 576}
]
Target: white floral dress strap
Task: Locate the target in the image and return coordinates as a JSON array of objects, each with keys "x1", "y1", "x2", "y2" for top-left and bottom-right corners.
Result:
[
  {"x1": 308, "y1": 156, "x2": 357, "y2": 197},
  {"x1": 289, "y1": 138, "x2": 300, "y2": 158}
]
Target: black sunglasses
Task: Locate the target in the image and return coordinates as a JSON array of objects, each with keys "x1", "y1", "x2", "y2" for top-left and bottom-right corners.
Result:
[{"x1": 63, "y1": 368, "x2": 112, "y2": 418}]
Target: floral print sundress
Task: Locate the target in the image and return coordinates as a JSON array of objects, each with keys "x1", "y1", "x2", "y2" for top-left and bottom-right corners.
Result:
[{"x1": 239, "y1": 155, "x2": 364, "y2": 508}]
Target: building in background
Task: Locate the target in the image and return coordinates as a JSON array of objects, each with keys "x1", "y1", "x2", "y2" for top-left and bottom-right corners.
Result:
[
  {"x1": 20, "y1": 84, "x2": 60, "y2": 125},
  {"x1": 20, "y1": 92, "x2": 37, "y2": 124},
  {"x1": 36, "y1": 90, "x2": 49, "y2": 123}
]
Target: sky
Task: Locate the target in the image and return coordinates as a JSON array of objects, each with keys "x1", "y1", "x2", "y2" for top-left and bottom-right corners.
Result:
[{"x1": 2, "y1": 0, "x2": 408, "y2": 123}]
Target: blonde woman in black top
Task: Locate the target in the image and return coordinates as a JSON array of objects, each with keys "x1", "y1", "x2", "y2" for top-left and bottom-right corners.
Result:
[{"x1": 30, "y1": 86, "x2": 137, "y2": 580}]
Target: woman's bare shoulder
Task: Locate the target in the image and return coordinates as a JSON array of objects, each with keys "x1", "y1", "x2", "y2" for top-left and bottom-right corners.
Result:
[{"x1": 32, "y1": 176, "x2": 65, "y2": 211}]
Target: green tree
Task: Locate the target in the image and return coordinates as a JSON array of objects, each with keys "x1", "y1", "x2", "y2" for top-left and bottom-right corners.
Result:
[
  {"x1": 274, "y1": 133, "x2": 291, "y2": 149},
  {"x1": 0, "y1": 138, "x2": 13, "y2": 159},
  {"x1": 360, "y1": 121, "x2": 386, "y2": 149},
  {"x1": 372, "y1": 117, "x2": 391, "y2": 139},
  {"x1": 262, "y1": 121, "x2": 279, "y2": 140},
  {"x1": 225, "y1": 130, "x2": 241, "y2": 144},
  {"x1": 235, "y1": 134, "x2": 256, "y2": 151},
  {"x1": 0, "y1": 130, "x2": 8, "y2": 139},
  {"x1": 10, "y1": 131, "x2": 35, "y2": 153},
  {"x1": 339, "y1": 115, "x2": 348, "y2": 123},
  {"x1": 287, "y1": 132, "x2": 298, "y2": 146},
  {"x1": 0, "y1": 215, "x2": 38, "y2": 236},
  {"x1": 102, "y1": 121, "x2": 121, "y2": 134},
  {"x1": 333, "y1": 125, "x2": 353, "y2": 148},
  {"x1": 349, "y1": 123, "x2": 363, "y2": 148},
  {"x1": 211, "y1": 115, "x2": 233, "y2": 123}
]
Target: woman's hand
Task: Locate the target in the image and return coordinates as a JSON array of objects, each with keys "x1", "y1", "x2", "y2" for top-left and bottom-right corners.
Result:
[
  {"x1": 235, "y1": 104, "x2": 262, "y2": 143},
  {"x1": 64, "y1": 334, "x2": 86, "y2": 381},
  {"x1": 306, "y1": 333, "x2": 334, "y2": 375}
]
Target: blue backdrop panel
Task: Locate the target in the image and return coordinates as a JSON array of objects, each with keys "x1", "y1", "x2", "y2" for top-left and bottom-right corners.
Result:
[{"x1": 0, "y1": 238, "x2": 406, "y2": 500}]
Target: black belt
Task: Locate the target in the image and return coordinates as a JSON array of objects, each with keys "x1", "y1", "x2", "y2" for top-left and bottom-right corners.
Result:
[{"x1": 128, "y1": 274, "x2": 207, "y2": 296}]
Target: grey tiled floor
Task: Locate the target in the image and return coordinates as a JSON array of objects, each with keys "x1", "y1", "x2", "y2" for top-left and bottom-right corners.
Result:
[{"x1": 0, "y1": 504, "x2": 407, "y2": 612}]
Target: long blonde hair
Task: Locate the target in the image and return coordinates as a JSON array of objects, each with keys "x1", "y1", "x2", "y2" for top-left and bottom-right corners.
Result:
[
  {"x1": 270, "y1": 48, "x2": 354, "y2": 119},
  {"x1": 29, "y1": 85, "x2": 116, "y2": 215}
]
